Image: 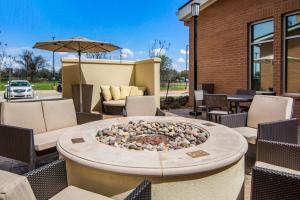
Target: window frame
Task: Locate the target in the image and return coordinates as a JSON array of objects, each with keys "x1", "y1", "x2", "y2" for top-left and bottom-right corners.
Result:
[
  {"x1": 249, "y1": 19, "x2": 275, "y2": 91},
  {"x1": 283, "y1": 11, "x2": 300, "y2": 95}
]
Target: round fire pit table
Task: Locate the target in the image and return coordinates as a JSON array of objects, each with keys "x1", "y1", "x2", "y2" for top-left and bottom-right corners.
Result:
[{"x1": 57, "y1": 116, "x2": 248, "y2": 200}]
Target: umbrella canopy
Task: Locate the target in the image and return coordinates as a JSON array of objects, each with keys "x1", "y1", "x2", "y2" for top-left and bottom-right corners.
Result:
[
  {"x1": 33, "y1": 37, "x2": 121, "y2": 112},
  {"x1": 33, "y1": 37, "x2": 121, "y2": 53}
]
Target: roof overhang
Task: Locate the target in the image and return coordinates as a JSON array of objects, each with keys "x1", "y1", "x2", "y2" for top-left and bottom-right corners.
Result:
[{"x1": 177, "y1": 0, "x2": 218, "y2": 22}]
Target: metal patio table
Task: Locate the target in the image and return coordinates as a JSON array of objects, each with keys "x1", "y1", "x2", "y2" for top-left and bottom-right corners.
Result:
[{"x1": 228, "y1": 94, "x2": 254, "y2": 113}]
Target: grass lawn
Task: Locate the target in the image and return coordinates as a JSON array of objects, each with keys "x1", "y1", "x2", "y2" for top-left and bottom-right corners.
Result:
[
  {"x1": 0, "y1": 81, "x2": 58, "y2": 91},
  {"x1": 160, "y1": 82, "x2": 188, "y2": 91}
]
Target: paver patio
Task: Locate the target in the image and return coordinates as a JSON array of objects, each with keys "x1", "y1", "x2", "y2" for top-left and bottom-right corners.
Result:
[{"x1": 0, "y1": 107, "x2": 299, "y2": 200}]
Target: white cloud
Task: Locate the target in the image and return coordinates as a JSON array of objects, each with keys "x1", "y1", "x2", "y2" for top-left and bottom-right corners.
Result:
[
  {"x1": 180, "y1": 49, "x2": 189, "y2": 55},
  {"x1": 137, "y1": 50, "x2": 145, "y2": 55},
  {"x1": 5, "y1": 46, "x2": 31, "y2": 55},
  {"x1": 121, "y1": 48, "x2": 134, "y2": 58},
  {"x1": 152, "y1": 48, "x2": 166, "y2": 56},
  {"x1": 177, "y1": 57, "x2": 185, "y2": 63}
]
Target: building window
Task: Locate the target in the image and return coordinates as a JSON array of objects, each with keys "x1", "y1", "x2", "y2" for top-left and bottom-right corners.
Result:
[
  {"x1": 284, "y1": 12, "x2": 300, "y2": 94},
  {"x1": 250, "y1": 20, "x2": 274, "y2": 91}
]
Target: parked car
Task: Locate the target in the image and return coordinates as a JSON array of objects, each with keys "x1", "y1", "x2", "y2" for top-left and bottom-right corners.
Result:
[{"x1": 4, "y1": 80, "x2": 34, "y2": 99}]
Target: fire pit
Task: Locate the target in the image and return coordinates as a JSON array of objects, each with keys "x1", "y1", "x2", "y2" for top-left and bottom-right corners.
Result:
[
  {"x1": 96, "y1": 121, "x2": 209, "y2": 151},
  {"x1": 57, "y1": 116, "x2": 248, "y2": 200}
]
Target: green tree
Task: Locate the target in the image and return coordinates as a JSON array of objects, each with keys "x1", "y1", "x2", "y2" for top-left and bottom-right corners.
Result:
[
  {"x1": 149, "y1": 40, "x2": 177, "y2": 82},
  {"x1": 16, "y1": 50, "x2": 48, "y2": 82}
]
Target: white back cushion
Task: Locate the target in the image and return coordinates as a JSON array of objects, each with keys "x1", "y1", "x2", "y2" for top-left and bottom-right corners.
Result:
[
  {"x1": 247, "y1": 95, "x2": 293, "y2": 129},
  {"x1": 0, "y1": 170, "x2": 36, "y2": 200},
  {"x1": 125, "y1": 96, "x2": 157, "y2": 116},
  {"x1": 1, "y1": 101, "x2": 46, "y2": 134},
  {"x1": 42, "y1": 99, "x2": 77, "y2": 131}
]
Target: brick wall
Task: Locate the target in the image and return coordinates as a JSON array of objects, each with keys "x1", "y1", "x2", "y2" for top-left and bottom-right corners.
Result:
[{"x1": 186, "y1": 0, "x2": 300, "y2": 119}]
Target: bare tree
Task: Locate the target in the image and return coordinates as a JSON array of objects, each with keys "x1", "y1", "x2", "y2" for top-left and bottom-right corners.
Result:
[
  {"x1": 85, "y1": 52, "x2": 108, "y2": 59},
  {"x1": 16, "y1": 50, "x2": 48, "y2": 82},
  {"x1": 149, "y1": 40, "x2": 176, "y2": 82},
  {"x1": 0, "y1": 31, "x2": 15, "y2": 81},
  {"x1": 149, "y1": 40, "x2": 170, "y2": 58}
]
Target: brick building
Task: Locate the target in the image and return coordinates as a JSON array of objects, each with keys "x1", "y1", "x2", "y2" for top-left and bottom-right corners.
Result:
[{"x1": 177, "y1": 0, "x2": 300, "y2": 119}]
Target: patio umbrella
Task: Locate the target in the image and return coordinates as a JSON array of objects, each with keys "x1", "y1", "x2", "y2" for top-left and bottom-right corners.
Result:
[{"x1": 33, "y1": 37, "x2": 121, "y2": 112}]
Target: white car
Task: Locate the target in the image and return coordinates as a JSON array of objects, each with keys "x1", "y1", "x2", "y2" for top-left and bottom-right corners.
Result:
[{"x1": 4, "y1": 80, "x2": 34, "y2": 99}]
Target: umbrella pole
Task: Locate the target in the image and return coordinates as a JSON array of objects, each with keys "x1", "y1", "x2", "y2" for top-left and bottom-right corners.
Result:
[{"x1": 79, "y1": 51, "x2": 83, "y2": 112}]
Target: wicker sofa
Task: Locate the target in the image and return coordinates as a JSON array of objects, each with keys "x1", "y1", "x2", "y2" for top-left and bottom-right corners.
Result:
[
  {"x1": 0, "y1": 160, "x2": 151, "y2": 200},
  {"x1": 0, "y1": 99, "x2": 102, "y2": 170},
  {"x1": 251, "y1": 140, "x2": 300, "y2": 200},
  {"x1": 220, "y1": 95, "x2": 297, "y2": 144}
]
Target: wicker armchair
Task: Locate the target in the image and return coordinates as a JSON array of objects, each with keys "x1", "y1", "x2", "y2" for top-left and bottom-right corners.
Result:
[
  {"x1": 251, "y1": 140, "x2": 300, "y2": 200},
  {"x1": 0, "y1": 160, "x2": 151, "y2": 200},
  {"x1": 0, "y1": 99, "x2": 102, "y2": 170},
  {"x1": 204, "y1": 94, "x2": 231, "y2": 123},
  {"x1": 220, "y1": 95, "x2": 297, "y2": 144},
  {"x1": 123, "y1": 96, "x2": 165, "y2": 117},
  {"x1": 194, "y1": 90, "x2": 206, "y2": 119}
]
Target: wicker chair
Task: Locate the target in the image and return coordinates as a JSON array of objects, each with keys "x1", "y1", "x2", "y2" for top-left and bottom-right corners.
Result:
[
  {"x1": 0, "y1": 160, "x2": 151, "y2": 200},
  {"x1": 204, "y1": 94, "x2": 231, "y2": 123},
  {"x1": 220, "y1": 95, "x2": 297, "y2": 145},
  {"x1": 251, "y1": 140, "x2": 300, "y2": 200},
  {"x1": 194, "y1": 90, "x2": 206, "y2": 119},
  {"x1": 0, "y1": 99, "x2": 102, "y2": 170},
  {"x1": 123, "y1": 96, "x2": 165, "y2": 117}
]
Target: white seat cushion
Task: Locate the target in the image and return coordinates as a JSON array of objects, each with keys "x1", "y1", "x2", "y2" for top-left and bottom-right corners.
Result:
[
  {"x1": 103, "y1": 100, "x2": 126, "y2": 107},
  {"x1": 233, "y1": 127, "x2": 257, "y2": 144},
  {"x1": 0, "y1": 170, "x2": 36, "y2": 200},
  {"x1": 255, "y1": 161, "x2": 300, "y2": 175},
  {"x1": 1, "y1": 101, "x2": 46, "y2": 134},
  {"x1": 125, "y1": 96, "x2": 157, "y2": 116},
  {"x1": 34, "y1": 127, "x2": 74, "y2": 151},
  {"x1": 42, "y1": 99, "x2": 77, "y2": 132},
  {"x1": 50, "y1": 186, "x2": 113, "y2": 200},
  {"x1": 247, "y1": 95, "x2": 293, "y2": 129}
]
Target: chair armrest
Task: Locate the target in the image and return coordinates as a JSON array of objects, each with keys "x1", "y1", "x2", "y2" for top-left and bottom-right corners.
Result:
[
  {"x1": 25, "y1": 160, "x2": 68, "y2": 200},
  {"x1": 257, "y1": 140, "x2": 300, "y2": 171},
  {"x1": 0, "y1": 125, "x2": 36, "y2": 168},
  {"x1": 251, "y1": 166, "x2": 300, "y2": 200},
  {"x1": 76, "y1": 112, "x2": 103, "y2": 125},
  {"x1": 156, "y1": 108, "x2": 166, "y2": 116},
  {"x1": 258, "y1": 118, "x2": 298, "y2": 144},
  {"x1": 220, "y1": 113, "x2": 247, "y2": 128},
  {"x1": 124, "y1": 180, "x2": 151, "y2": 200}
]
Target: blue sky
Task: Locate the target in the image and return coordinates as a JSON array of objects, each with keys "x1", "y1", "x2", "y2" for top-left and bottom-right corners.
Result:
[{"x1": 0, "y1": 0, "x2": 189, "y2": 71}]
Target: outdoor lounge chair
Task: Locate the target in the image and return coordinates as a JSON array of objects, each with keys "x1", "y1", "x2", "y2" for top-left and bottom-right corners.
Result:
[
  {"x1": 204, "y1": 94, "x2": 231, "y2": 123},
  {"x1": 220, "y1": 95, "x2": 297, "y2": 144},
  {"x1": 123, "y1": 96, "x2": 165, "y2": 117},
  {"x1": 194, "y1": 90, "x2": 206, "y2": 119},
  {"x1": 251, "y1": 140, "x2": 300, "y2": 200},
  {"x1": 0, "y1": 99, "x2": 102, "y2": 170},
  {"x1": 0, "y1": 160, "x2": 151, "y2": 200}
]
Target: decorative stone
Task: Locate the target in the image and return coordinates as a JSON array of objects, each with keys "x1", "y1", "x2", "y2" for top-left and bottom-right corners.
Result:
[{"x1": 96, "y1": 120, "x2": 209, "y2": 151}]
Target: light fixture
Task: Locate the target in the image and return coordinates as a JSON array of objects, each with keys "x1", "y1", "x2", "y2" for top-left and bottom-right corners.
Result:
[{"x1": 191, "y1": 2, "x2": 200, "y2": 17}]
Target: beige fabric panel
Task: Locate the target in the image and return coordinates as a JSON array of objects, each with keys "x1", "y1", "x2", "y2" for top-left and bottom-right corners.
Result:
[
  {"x1": 42, "y1": 99, "x2": 77, "y2": 132},
  {"x1": 50, "y1": 186, "x2": 113, "y2": 200},
  {"x1": 1, "y1": 101, "x2": 46, "y2": 134},
  {"x1": 125, "y1": 96, "x2": 157, "y2": 116},
  {"x1": 247, "y1": 95, "x2": 294, "y2": 129},
  {"x1": 0, "y1": 170, "x2": 36, "y2": 200}
]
